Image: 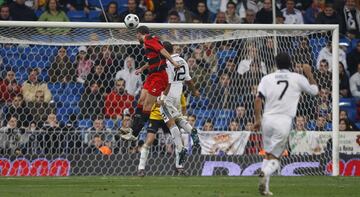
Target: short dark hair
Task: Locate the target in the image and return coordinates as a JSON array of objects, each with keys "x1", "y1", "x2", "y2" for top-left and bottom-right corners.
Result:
[
  {"x1": 168, "y1": 10, "x2": 179, "y2": 18},
  {"x1": 136, "y1": 25, "x2": 149, "y2": 34},
  {"x1": 162, "y1": 41, "x2": 173, "y2": 54},
  {"x1": 227, "y1": 1, "x2": 236, "y2": 8},
  {"x1": 275, "y1": 52, "x2": 291, "y2": 69}
]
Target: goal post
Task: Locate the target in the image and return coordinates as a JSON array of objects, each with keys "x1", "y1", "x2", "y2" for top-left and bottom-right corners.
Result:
[{"x1": 0, "y1": 21, "x2": 340, "y2": 176}]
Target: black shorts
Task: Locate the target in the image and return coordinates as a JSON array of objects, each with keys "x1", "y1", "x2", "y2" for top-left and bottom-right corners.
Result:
[{"x1": 147, "y1": 119, "x2": 170, "y2": 134}]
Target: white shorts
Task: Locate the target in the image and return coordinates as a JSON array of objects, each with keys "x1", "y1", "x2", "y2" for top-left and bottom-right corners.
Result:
[
  {"x1": 160, "y1": 97, "x2": 181, "y2": 123},
  {"x1": 262, "y1": 114, "x2": 292, "y2": 158}
]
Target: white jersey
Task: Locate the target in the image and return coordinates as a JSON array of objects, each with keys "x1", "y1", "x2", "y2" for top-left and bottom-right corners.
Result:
[
  {"x1": 166, "y1": 54, "x2": 191, "y2": 102},
  {"x1": 258, "y1": 69, "x2": 318, "y2": 118}
]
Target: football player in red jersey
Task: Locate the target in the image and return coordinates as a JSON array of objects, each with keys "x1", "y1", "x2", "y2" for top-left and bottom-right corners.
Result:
[{"x1": 127, "y1": 25, "x2": 180, "y2": 145}]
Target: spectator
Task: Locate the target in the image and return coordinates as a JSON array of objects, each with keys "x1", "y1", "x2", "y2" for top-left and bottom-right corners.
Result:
[
  {"x1": 174, "y1": 0, "x2": 192, "y2": 23},
  {"x1": 340, "y1": 110, "x2": 359, "y2": 130},
  {"x1": 208, "y1": 73, "x2": 237, "y2": 109},
  {"x1": 304, "y1": 0, "x2": 321, "y2": 24},
  {"x1": 187, "y1": 114, "x2": 197, "y2": 128},
  {"x1": 349, "y1": 63, "x2": 360, "y2": 98},
  {"x1": 96, "y1": 45, "x2": 118, "y2": 77},
  {"x1": 275, "y1": 11, "x2": 285, "y2": 24},
  {"x1": 79, "y1": 82, "x2": 104, "y2": 119},
  {"x1": 242, "y1": 9, "x2": 256, "y2": 24},
  {"x1": 214, "y1": 11, "x2": 227, "y2": 23},
  {"x1": 167, "y1": 10, "x2": 180, "y2": 23},
  {"x1": 293, "y1": 37, "x2": 312, "y2": 66},
  {"x1": 48, "y1": 47, "x2": 75, "y2": 83},
  {"x1": 221, "y1": 58, "x2": 241, "y2": 86},
  {"x1": 9, "y1": 0, "x2": 37, "y2": 21},
  {"x1": 281, "y1": 0, "x2": 304, "y2": 24},
  {"x1": 104, "y1": 79, "x2": 135, "y2": 119},
  {"x1": 115, "y1": 56, "x2": 142, "y2": 97},
  {"x1": 255, "y1": 0, "x2": 273, "y2": 24},
  {"x1": 42, "y1": 112, "x2": 61, "y2": 131},
  {"x1": 85, "y1": 64, "x2": 112, "y2": 94},
  {"x1": 0, "y1": 5, "x2": 11, "y2": 20},
  {"x1": 89, "y1": 134, "x2": 112, "y2": 155},
  {"x1": 340, "y1": 0, "x2": 360, "y2": 38},
  {"x1": 75, "y1": 46, "x2": 93, "y2": 83},
  {"x1": 346, "y1": 40, "x2": 360, "y2": 76},
  {"x1": 0, "y1": 70, "x2": 21, "y2": 105},
  {"x1": 0, "y1": 116, "x2": 27, "y2": 155},
  {"x1": 193, "y1": 1, "x2": 211, "y2": 23},
  {"x1": 314, "y1": 59, "x2": 332, "y2": 90},
  {"x1": 143, "y1": 10, "x2": 155, "y2": 23},
  {"x1": 21, "y1": 68, "x2": 52, "y2": 103},
  {"x1": 100, "y1": 1, "x2": 121, "y2": 22},
  {"x1": 225, "y1": 1, "x2": 240, "y2": 24},
  {"x1": 314, "y1": 115, "x2": 329, "y2": 131},
  {"x1": 234, "y1": 105, "x2": 247, "y2": 130},
  {"x1": 120, "y1": 0, "x2": 144, "y2": 22},
  {"x1": 27, "y1": 90, "x2": 54, "y2": 127},
  {"x1": 316, "y1": 41, "x2": 347, "y2": 71},
  {"x1": 315, "y1": 3, "x2": 341, "y2": 25},
  {"x1": 38, "y1": 0, "x2": 69, "y2": 22},
  {"x1": 339, "y1": 118, "x2": 353, "y2": 131},
  {"x1": 245, "y1": 121, "x2": 254, "y2": 131},
  {"x1": 339, "y1": 62, "x2": 351, "y2": 98},
  {"x1": 66, "y1": 0, "x2": 90, "y2": 13},
  {"x1": 228, "y1": 120, "x2": 240, "y2": 131},
  {"x1": 86, "y1": 116, "x2": 113, "y2": 149},
  {"x1": 294, "y1": 115, "x2": 307, "y2": 131},
  {"x1": 3, "y1": 94, "x2": 31, "y2": 128},
  {"x1": 316, "y1": 88, "x2": 331, "y2": 121},
  {"x1": 202, "y1": 119, "x2": 214, "y2": 131}
]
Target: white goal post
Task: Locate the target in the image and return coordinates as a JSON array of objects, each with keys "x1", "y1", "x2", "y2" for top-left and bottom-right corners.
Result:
[{"x1": 0, "y1": 21, "x2": 339, "y2": 176}]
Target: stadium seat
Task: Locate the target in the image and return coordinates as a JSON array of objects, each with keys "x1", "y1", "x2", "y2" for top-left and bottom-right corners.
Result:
[
  {"x1": 65, "y1": 83, "x2": 84, "y2": 95},
  {"x1": 88, "y1": 10, "x2": 101, "y2": 22},
  {"x1": 104, "y1": 119, "x2": 114, "y2": 129},
  {"x1": 67, "y1": 11, "x2": 88, "y2": 22},
  {"x1": 78, "y1": 119, "x2": 92, "y2": 129},
  {"x1": 48, "y1": 83, "x2": 64, "y2": 95}
]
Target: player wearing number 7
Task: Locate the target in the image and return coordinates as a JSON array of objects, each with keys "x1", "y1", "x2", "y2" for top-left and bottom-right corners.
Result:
[{"x1": 253, "y1": 52, "x2": 319, "y2": 196}]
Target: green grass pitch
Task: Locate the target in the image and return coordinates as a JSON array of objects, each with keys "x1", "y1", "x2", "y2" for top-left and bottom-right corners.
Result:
[{"x1": 0, "y1": 176, "x2": 358, "y2": 197}]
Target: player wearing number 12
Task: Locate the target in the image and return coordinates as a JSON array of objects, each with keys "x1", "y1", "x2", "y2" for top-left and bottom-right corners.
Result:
[{"x1": 253, "y1": 53, "x2": 319, "y2": 196}]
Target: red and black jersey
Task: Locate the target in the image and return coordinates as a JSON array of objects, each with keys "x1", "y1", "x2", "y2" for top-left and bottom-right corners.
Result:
[{"x1": 143, "y1": 34, "x2": 166, "y2": 72}]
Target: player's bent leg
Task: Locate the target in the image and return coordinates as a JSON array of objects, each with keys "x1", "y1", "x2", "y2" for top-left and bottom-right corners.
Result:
[
  {"x1": 166, "y1": 119, "x2": 187, "y2": 166},
  {"x1": 130, "y1": 89, "x2": 148, "y2": 139},
  {"x1": 175, "y1": 117, "x2": 200, "y2": 147}
]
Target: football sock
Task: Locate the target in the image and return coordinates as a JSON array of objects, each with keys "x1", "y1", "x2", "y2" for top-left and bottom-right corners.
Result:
[
  {"x1": 138, "y1": 144, "x2": 150, "y2": 170},
  {"x1": 169, "y1": 125, "x2": 183, "y2": 152},
  {"x1": 176, "y1": 118, "x2": 192, "y2": 134},
  {"x1": 131, "y1": 105, "x2": 144, "y2": 137},
  {"x1": 175, "y1": 150, "x2": 183, "y2": 169}
]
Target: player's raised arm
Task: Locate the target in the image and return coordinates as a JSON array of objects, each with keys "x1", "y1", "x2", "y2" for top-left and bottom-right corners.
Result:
[
  {"x1": 253, "y1": 78, "x2": 265, "y2": 131},
  {"x1": 160, "y1": 48, "x2": 180, "y2": 69},
  {"x1": 300, "y1": 64, "x2": 319, "y2": 96}
]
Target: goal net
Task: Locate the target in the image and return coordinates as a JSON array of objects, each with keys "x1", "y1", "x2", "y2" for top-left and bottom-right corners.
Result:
[{"x1": 0, "y1": 22, "x2": 343, "y2": 177}]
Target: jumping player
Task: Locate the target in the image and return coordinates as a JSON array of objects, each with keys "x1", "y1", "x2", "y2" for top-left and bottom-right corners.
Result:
[
  {"x1": 254, "y1": 52, "x2": 318, "y2": 195},
  {"x1": 129, "y1": 26, "x2": 180, "y2": 143}
]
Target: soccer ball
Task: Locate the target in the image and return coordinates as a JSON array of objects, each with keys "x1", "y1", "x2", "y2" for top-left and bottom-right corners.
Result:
[{"x1": 124, "y1": 14, "x2": 139, "y2": 29}]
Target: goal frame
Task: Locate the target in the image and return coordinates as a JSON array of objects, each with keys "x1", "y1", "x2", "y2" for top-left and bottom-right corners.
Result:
[{"x1": 0, "y1": 21, "x2": 340, "y2": 176}]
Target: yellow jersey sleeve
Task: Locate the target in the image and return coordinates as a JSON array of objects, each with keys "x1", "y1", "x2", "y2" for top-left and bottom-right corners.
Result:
[{"x1": 180, "y1": 94, "x2": 186, "y2": 108}]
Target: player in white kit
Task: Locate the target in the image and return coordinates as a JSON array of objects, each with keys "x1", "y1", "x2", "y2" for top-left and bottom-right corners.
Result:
[
  {"x1": 253, "y1": 52, "x2": 319, "y2": 195},
  {"x1": 158, "y1": 41, "x2": 201, "y2": 166}
]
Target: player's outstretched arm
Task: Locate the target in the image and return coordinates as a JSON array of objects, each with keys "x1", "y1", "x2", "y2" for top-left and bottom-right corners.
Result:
[
  {"x1": 301, "y1": 64, "x2": 319, "y2": 96},
  {"x1": 135, "y1": 63, "x2": 149, "y2": 75},
  {"x1": 253, "y1": 95, "x2": 263, "y2": 131},
  {"x1": 160, "y1": 48, "x2": 180, "y2": 68},
  {"x1": 302, "y1": 64, "x2": 317, "y2": 85}
]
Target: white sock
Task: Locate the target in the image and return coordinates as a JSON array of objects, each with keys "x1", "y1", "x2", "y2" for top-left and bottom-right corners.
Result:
[
  {"x1": 263, "y1": 159, "x2": 280, "y2": 177},
  {"x1": 138, "y1": 144, "x2": 150, "y2": 170},
  {"x1": 266, "y1": 176, "x2": 270, "y2": 192},
  {"x1": 176, "y1": 118, "x2": 193, "y2": 134},
  {"x1": 175, "y1": 150, "x2": 183, "y2": 169},
  {"x1": 170, "y1": 125, "x2": 184, "y2": 152}
]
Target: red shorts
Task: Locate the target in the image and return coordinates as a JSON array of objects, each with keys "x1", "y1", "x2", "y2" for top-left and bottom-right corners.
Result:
[{"x1": 143, "y1": 70, "x2": 168, "y2": 97}]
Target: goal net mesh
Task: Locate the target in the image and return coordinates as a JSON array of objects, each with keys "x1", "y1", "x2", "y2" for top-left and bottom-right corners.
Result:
[{"x1": 0, "y1": 24, "x2": 335, "y2": 176}]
